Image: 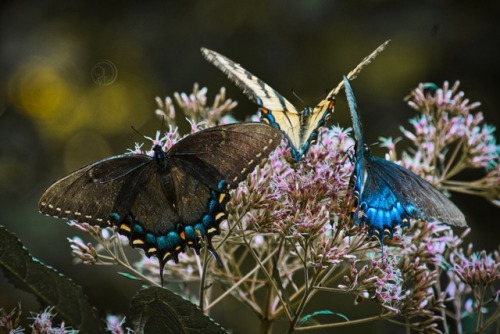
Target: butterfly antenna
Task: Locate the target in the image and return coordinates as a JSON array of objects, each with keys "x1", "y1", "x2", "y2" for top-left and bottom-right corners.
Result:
[
  {"x1": 291, "y1": 89, "x2": 305, "y2": 105},
  {"x1": 131, "y1": 115, "x2": 167, "y2": 142},
  {"x1": 131, "y1": 125, "x2": 145, "y2": 139},
  {"x1": 160, "y1": 115, "x2": 166, "y2": 135}
]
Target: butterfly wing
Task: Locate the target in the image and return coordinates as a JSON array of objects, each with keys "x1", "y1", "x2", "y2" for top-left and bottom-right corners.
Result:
[
  {"x1": 343, "y1": 76, "x2": 365, "y2": 156},
  {"x1": 291, "y1": 41, "x2": 391, "y2": 160},
  {"x1": 39, "y1": 123, "x2": 282, "y2": 279},
  {"x1": 38, "y1": 154, "x2": 153, "y2": 226},
  {"x1": 202, "y1": 47, "x2": 325, "y2": 161},
  {"x1": 163, "y1": 122, "x2": 283, "y2": 243},
  {"x1": 343, "y1": 76, "x2": 466, "y2": 240},
  {"x1": 113, "y1": 162, "x2": 210, "y2": 264},
  {"x1": 369, "y1": 157, "x2": 467, "y2": 227},
  {"x1": 351, "y1": 156, "x2": 414, "y2": 237},
  {"x1": 201, "y1": 48, "x2": 297, "y2": 113}
]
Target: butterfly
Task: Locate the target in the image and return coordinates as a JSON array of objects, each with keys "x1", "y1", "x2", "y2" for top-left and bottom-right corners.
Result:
[
  {"x1": 39, "y1": 123, "x2": 282, "y2": 283},
  {"x1": 343, "y1": 76, "x2": 467, "y2": 242},
  {"x1": 201, "y1": 41, "x2": 390, "y2": 162}
]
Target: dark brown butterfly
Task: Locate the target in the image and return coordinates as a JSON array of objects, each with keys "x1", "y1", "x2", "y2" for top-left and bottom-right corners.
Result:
[{"x1": 39, "y1": 123, "x2": 282, "y2": 283}]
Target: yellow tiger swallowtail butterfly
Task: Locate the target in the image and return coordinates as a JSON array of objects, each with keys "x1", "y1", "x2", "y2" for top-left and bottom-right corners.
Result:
[{"x1": 201, "y1": 40, "x2": 390, "y2": 161}]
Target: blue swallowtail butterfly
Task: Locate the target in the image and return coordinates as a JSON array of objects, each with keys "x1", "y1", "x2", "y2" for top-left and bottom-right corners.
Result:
[
  {"x1": 201, "y1": 41, "x2": 389, "y2": 162},
  {"x1": 343, "y1": 76, "x2": 467, "y2": 242},
  {"x1": 39, "y1": 123, "x2": 282, "y2": 283}
]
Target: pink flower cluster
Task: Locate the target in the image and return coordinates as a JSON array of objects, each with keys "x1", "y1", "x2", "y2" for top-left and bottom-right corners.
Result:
[
  {"x1": 55, "y1": 81, "x2": 499, "y2": 333},
  {"x1": 382, "y1": 81, "x2": 499, "y2": 205}
]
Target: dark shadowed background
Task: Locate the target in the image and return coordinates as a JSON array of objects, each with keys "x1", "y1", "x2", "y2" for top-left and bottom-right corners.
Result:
[{"x1": 1, "y1": 1, "x2": 498, "y2": 333}]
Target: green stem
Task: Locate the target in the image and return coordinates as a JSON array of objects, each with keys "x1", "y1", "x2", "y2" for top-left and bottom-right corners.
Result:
[
  {"x1": 439, "y1": 137, "x2": 466, "y2": 183},
  {"x1": 242, "y1": 235, "x2": 294, "y2": 321},
  {"x1": 204, "y1": 247, "x2": 279, "y2": 311},
  {"x1": 288, "y1": 242, "x2": 311, "y2": 333},
  {"x1": 475, "y1": 285, "x2": 487, "y2": 332},
  {"x1": 93, "y1": 231, "x2": 160, "y2": 286}
]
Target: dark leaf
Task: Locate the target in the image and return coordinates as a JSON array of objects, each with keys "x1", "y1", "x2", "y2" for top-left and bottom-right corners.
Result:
[
  {"x1": 0, "y1": 225, "x2": 105, "y2": 334},
  {"x1": 127, "y1": 286, "x2": 226, "y2": 334}
]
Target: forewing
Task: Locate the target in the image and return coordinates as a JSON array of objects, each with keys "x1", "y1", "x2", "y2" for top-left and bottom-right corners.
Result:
[
  {"x1": 343, "y1": 76, "x2": 364, "y2": 154},
  {"x1": 201, "y1": 48, "x2": 307, "y2": 156},
  {"x1": 168, "y1": 123, "x2": 282, "y2": 188},
  {"x1": 201, "y1": 48, "x2": 297, "y2": 112},
  {"x1": 38, "y1": 154, "x2": 152, "y2": 226}
]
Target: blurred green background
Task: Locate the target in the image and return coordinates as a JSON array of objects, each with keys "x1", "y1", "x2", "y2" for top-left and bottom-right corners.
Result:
[{"x1": 1, "y1": 1, "x2": 498, "y2": 333}]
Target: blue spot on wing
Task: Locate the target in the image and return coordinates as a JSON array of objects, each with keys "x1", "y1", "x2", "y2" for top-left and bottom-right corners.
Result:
[
  {"x1": 157, "y1": 235, "x2": 173, "y2": 250},
  {"x1": 352, "y1": 156, "x2": 415, "y2": 240},
  {"x1": 356, "y1": 180, "x2": 411, "y2": 236}
]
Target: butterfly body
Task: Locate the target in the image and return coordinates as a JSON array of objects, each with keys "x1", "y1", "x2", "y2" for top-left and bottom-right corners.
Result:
[
  {"x1": 202, "y1": 48, "x2": 335, "y2": 162},
  {"x1": 343, "y1": 77, "x2": 466, "y2": 241},
  {"x1": 39, "y1": 123, "x2": 282, "y2": 280}
]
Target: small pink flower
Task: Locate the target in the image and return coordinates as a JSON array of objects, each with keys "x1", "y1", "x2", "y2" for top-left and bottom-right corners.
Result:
[
  {"x1": 30, "y1": 308, "x2": 74, "y2": 333},
  {"x1": 453, "y1": 250, "x2": 500, "y2": 286}
]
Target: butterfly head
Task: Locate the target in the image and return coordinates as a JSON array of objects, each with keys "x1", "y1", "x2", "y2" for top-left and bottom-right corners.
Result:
[
  {"x1": 152, "y1": 144, "x2": 169, "y2": 166},
  {"x1": 302, "y1": 106, "x2": 313, "y2": 118}
]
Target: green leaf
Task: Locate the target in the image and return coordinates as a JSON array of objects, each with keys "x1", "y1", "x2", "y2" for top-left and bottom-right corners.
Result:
[
  {"x1": 127, "y1": 286, "x2": 226, "y2": 334},
  {"x1": 0, "y1": 225, "x2": 105, "y2": 334},
  {"x1": 118, "y1": 271, "x2": 141, "y2": 281}
]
